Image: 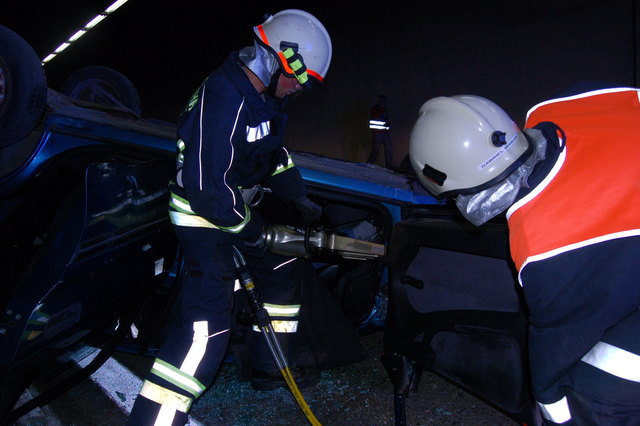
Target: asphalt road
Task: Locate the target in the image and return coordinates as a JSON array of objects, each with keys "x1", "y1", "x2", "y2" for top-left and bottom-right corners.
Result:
[{"x1": 10, "y1": 331, "x2": 516, "y2": 425}]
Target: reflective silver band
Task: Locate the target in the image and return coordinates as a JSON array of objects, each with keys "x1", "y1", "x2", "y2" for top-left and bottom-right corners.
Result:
[{"x1": 581, "y1": 341, "x2": 640, "y2": 382}]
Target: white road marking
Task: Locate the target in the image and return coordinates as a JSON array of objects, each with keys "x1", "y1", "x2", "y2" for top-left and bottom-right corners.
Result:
[{"x1": 77, "y1": 351, "x2": 141, "y2": 414}]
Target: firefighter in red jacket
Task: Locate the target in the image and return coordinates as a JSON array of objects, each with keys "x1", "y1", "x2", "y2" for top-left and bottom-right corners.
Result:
[{"x1": 408, "y1": 88, "x2": 640, "y2": 425}]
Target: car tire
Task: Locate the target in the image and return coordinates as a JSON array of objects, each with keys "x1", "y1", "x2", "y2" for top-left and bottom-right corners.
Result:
[
  {"x1": 0, "y1": 25, "x2": 47, "y2": 148},
  {"x1": 61, "y1": 65, "x2": 142, "y2": 115}
]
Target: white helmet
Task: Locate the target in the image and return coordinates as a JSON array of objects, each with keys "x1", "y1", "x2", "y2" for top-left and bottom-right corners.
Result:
[
  {"x1": 253, "y1": 9, "x2": 332, "y2": 87},
  {"x1": 409, "y1": 95, "x2": 532, "y2": 198}
]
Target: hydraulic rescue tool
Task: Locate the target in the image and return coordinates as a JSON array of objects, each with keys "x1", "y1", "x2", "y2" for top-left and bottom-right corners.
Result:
[
  {"x1": 232, "y1": 245, "x2": 321, "y2": 426},
  {"x1": 261, "y1": 224, "x2": 386, "y2": 260},
  {"x1": 231, "y1": 225, "x2": 384, "y2": 425}
]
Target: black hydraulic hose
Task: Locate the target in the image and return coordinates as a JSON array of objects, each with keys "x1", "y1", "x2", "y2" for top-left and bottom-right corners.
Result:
[{"x1": 231, "y1": 245, "x2": 321, "y2": 426}]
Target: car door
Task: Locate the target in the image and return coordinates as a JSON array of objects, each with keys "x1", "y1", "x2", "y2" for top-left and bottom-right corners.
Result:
[
  {"x1": 0, "y1": 156, "x2": 178, "y2": 419},
  {"x1": 384, "y1": 208, "x2": 541, "y2": 425}
]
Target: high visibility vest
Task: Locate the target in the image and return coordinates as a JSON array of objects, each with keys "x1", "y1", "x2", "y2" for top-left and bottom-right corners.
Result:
[
  {"x1": 369, "y1": 104, "x2": 390, "y2": 132},
  {"x1": 506, "y1": 88, "x2": 640, "y2": 281}
]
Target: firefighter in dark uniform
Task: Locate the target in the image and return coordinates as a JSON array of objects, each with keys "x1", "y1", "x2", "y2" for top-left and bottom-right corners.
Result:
[
  {"x1": 127, "y1": 9, "x2": 332, "y2": 425},
  {"x1": 367, "y1": 94, "x2": 393, "y2": 168},
  {"x1": 409, "y1": 88, "x2": 640, "y2": 425}
]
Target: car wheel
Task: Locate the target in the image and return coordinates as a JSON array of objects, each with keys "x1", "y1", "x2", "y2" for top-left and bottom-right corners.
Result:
[
  {"x1": 61, "y1": 66, "x2": 142, "y2": 115},
  {"x1": 0, "y1": 25, "x2": 47, "y2": 148}
]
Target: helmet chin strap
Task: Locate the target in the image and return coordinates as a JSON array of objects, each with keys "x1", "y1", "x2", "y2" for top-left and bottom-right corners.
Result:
[{"x1": 266, "y1": 69, "x2": 281, "y2": 98}]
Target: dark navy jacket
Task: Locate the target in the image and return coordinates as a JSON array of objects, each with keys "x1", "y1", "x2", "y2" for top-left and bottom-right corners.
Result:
[{"x1": 169, "y1": 51, "x2": 307, "y2": 241}]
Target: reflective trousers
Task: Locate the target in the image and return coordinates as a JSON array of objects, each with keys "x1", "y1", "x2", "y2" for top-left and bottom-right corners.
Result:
[
  {"x1": 127, "y1": 225, "x2": 302, "y2": 425},
  {"x1": 541, "y1": 309, "x2": 640, "y2": 425}
]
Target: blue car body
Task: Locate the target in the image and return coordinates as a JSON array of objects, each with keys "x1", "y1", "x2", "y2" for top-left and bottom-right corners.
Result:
[
  {"x1": 1, "y1": 91, "x2": 536, "y2": 426},
  {"x1": 0, "y1": 87, "x2": 448, "y2": 409},
  {"x1": 1, "y1": 22, "x2": 537, "y2": 424}
]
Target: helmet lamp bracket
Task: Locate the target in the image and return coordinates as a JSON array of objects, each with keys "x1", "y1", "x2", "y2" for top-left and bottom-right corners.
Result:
[
  {"x1": 279, "y1": 41, "x2": 299, "y2": 52},
  {"x1": 491, "y1": 131, "x2": 507, "y2": 147},
  {"x1": 279, "y1": 46, "x2": 310, "y2": 88}
]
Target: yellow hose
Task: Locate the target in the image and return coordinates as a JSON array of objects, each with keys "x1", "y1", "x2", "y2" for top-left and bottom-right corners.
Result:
[
  {"x1": 232, "y1": 246, "x2": 321, "y2": 425},
  {"x1": 279, "y1": 365, "x2": 322, "y2": 426}
]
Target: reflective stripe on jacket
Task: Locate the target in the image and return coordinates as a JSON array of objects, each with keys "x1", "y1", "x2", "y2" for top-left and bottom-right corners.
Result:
[{"x1": 169, "y1": 51, "x2": 307, "y2": 232}]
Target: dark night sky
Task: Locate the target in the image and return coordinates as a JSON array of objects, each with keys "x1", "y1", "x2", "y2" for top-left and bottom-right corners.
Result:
[
  {"x1": 3, "y1": 0, "x2": 340, "y2": 120},
  {"x1": 0, "y1": 0, "x2": 298, "y2": 119},
  {"x1": 4, "y1": 1, "x2": 638, "y2": 164}
]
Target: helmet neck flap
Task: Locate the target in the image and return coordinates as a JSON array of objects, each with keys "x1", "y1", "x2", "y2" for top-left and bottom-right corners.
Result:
[{"x1": 239, "y1": 41, "x2": 281, "y2": 89}]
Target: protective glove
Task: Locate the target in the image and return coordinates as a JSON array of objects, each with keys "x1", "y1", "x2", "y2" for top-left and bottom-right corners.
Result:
[
  {"x1": 243, "y1": 229, "x2": 268, "y2": 257},
  {"x1": 237, "y1": 209, "x2": 267, "y2": 257},
  {"x1": 294, "y1": 196, "x2": 322, "y2": 224}
]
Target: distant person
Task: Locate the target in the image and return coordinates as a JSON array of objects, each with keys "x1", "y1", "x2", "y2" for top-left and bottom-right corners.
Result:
[
  {"x1": 408, "y1": 88, "x2": 640, "y2": 425},
  {"x1": 127, "y1": 9, "x2": 332, "y2": 425},
  {"x1": 367, "y1": 95, "x2": 393, "y2": 168}
]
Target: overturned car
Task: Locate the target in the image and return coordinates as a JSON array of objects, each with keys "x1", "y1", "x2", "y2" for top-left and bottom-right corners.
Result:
[{"x1": 1, "y1": 24, "x2": 539, "y2": 425}]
